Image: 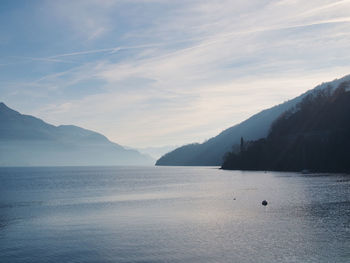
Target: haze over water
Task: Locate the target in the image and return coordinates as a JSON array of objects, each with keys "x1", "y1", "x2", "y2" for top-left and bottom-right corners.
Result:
[{"x1": 0, "y1": 166, "x2": 349, "y2": 262}]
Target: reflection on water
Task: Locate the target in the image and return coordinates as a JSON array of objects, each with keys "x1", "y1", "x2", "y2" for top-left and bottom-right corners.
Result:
[{"x1": 0, "y1": 166, "x2": 349, "y2": 262}]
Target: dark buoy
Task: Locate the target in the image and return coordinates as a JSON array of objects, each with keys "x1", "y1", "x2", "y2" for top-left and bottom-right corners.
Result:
[{"x1": 262, "y1": 200, "x2": 268, "y2": 206}]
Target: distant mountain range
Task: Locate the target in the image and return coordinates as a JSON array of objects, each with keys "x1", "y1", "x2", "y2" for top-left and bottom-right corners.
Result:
[
  {"x1": 136, "y1": 145, "x2": 178, "y2": 160},
  {"x1": 0, "y1": 103, "x2": 154, "y2": 166},
  {"x1": 156, "y1": 74, "x2": 350, "y2": 166},
  {"x1": 222, "y1": 80, "x2": 350, "y2": 172}
]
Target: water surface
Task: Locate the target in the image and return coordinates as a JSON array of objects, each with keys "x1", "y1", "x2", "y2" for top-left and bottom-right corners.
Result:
[{"x1": 0, "y1": 166, "x2": 349, "y2": 262}]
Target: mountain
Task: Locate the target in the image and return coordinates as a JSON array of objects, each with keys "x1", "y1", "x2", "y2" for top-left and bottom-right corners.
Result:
[
  {"x1": 0, "y1": 103, "x2": 154, "y2": 166},
  {"x1": 156, "y1": 74, "x2": 350, "y2": 166},
  {"x1": 136, "y1": 145, "x2": 178, "y2": 160},
  {"x1": 222, "y1": 80, "x2": 350, "y2": 172}
]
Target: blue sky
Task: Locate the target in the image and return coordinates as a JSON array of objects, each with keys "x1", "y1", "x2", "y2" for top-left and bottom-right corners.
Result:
[{"x1": 1, "y1": 0, "x2": 350, "y2": 147}]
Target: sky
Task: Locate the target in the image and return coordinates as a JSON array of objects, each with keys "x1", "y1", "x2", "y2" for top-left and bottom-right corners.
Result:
[{"x1": 1, "y1": 0, "x2": 350, "y2": 148}]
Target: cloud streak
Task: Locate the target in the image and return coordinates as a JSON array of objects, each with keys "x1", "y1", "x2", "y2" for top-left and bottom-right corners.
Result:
[{"x1": 2, "y1": 0, "x2": 350, "y2": 147}]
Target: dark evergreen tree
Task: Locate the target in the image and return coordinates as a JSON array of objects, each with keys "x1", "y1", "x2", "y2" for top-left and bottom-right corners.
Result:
[{"x1": 240, "y1": 137, "x2": 244, "y2": 153}]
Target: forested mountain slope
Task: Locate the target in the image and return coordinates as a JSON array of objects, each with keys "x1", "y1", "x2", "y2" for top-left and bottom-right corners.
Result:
[
  {"x1": 222, "y1": 81, "x2": 350, "y2": 172},
  {"x1": 156, "y1": 74, "x2": 350, "y2": 166}
]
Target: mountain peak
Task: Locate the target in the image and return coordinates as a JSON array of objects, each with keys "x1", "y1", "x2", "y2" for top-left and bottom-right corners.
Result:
[
  {"x1": 0, "y1": 103, "x2": 154, "y2": 166},
  {"x1": 0, "y1": 102, "x2": 7, "y2": 108},
  {"x1": 0, "y1": 102, "x2": 20, "y2": 115}
]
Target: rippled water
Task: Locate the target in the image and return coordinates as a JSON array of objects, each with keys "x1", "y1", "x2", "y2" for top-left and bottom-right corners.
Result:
[{"x1": 0, "y1": 166, "x2": 349, "y2": 262}]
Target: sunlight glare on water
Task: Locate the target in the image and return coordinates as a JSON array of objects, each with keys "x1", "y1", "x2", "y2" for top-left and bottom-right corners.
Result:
[{"x1": 0, "y1": 166, "x2": 349, "y2": 262}]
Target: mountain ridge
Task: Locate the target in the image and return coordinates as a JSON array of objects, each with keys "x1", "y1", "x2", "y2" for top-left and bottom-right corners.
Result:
[
  {"x1": 222, "y1": 81, "x2": 350, "y2": 172},
  {"x1": 156, "y1": 74, "x2": 350, "y2": 166},
  {"x1": 0, "y1": 103, "x2": 154, "y2": 166}
]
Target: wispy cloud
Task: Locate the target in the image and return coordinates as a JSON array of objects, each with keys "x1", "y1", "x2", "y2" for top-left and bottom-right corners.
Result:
[
  {"x1": 48, "y1": 48, "x2": 119, "y2": 58},
  {"x1": 293, "y1": 0, "x2": 350, "y2": 17},
  {"x1": 2, "y1": 0, "x2": 350, "y2": 147},
  {"x1": 48, "y1": 43, "x2": 166, "y2": 59},
  {"x1": 11, "y1": 56, "x2": 78, "y2": 64}
]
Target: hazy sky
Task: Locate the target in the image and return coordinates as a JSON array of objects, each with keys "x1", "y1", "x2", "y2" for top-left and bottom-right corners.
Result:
[{"x1": 1, "y1": 0, "x2": 350, "y2": 147}]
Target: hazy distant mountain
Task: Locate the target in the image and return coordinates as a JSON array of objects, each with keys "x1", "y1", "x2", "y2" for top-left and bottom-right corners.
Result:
[
  {"x1": 136, "y1": 145, "x2": 178, "y2": 160},
  {"x1": 222, "y1": 81, "x2": 350, "y2": 172},
  {"x1": 0, "y1": 103, "x2": 154, "y2": 166},
  {"x1": 156, "y1": 74, "x2": 350, "y2": 166}
]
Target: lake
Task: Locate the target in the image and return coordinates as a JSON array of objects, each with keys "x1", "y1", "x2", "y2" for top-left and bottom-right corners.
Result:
[{"x1": 0, "y1": 166, "x2": 349, "y2": 262}]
